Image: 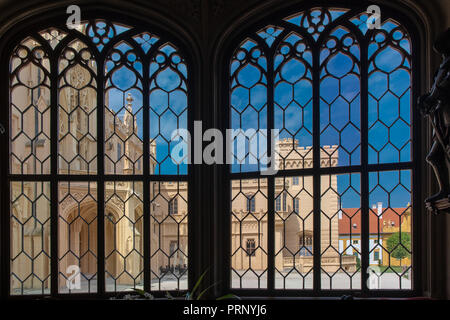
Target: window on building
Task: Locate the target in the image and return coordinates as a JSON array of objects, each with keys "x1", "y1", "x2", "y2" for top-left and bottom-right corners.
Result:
[
  {"x1": 169, "y1": 198, "x2": 178, "y2": 215},
  {"x1": 374, "y1": 250, "x2": 380, "y2": 261},
  {"x1": 7, "y1": 17, "x2": 190, "y2": 295},
  {"x1": 299, "y1": 232, "x2": 313, "y2": 257},
  {"x1": 228, "y1": 5, "x2": 416, "y2": 292},
  {"x1": 275, "y1": 195, "x2": 281, "y2": 211},
  {"x1": 246, "y1": 239, "x2": 256, "y2": 256},
  {"x1": 247, "y1": 195, "x2": 256, "y2": 212},
  {"x1": 294, "y1": 198, "x2": 299, "y2": 213}
]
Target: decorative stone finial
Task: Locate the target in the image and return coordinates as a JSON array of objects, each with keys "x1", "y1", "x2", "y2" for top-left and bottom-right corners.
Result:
[{"x1": 126, "y1": 93, "x2": 133, "y2": 110}]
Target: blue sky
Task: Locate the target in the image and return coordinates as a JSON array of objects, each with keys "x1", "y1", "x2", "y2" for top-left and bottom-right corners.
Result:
[
  {"x1": 229, "y1": 24, "x2": 412, "y2": 209},
  {"x1": 106, "y1": 42, "x2": 188, "y2": 175},
  {"x1": 105, "y1": 21, "x2": 412, "y2": 209}
]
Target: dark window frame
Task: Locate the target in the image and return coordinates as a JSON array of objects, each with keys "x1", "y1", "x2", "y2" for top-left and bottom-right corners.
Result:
[
  {"x1": 219, "y1": 1, "x2": 424, "y2": 298},
  {"x1": 0, "y1": 9, "x2": 197, "y2": 299},
  {"x1": 0, "y1": 0, "x2": 428, "y2": 300}
]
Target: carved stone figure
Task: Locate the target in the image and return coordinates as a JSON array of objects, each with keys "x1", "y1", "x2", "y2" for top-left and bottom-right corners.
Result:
[{"x1": 418, "y1": 28, "x2": 450, "y2": 211}]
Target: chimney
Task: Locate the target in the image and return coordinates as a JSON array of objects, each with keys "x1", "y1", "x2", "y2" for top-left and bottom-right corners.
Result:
[
  {"x1": 338, "y1": 209, "x2": 342, "y2": 220},
  {"x1": 377, "y1": 202, "x2": 383, "y2": 219}
]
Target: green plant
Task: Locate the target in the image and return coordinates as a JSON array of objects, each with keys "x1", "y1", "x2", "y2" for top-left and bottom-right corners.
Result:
[
  {"x1": 112, "y1": 270, "x2": 240, "y2": 300},
  {"x1": 167, "y1": 269, "x2": 240, "y2": 300},
  {"x1": 386, "y1": 232, "x2": 411, "y2": 261},
  {"x1": 355, "y1": 255, "x2": 361, "y2": 270}
]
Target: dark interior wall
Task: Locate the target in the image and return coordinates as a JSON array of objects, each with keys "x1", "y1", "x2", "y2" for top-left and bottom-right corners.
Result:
[{"x1": 0, "y1": 0, "x2": 449, "y2": 298}]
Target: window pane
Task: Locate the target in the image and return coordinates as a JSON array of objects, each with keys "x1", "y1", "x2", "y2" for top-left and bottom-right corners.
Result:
[
  {"x1": 274, "y1": 33, "x2": 313, "y2": 170},
  {"x1": 149, "y1": 44, "x2": 188, "y2": 175},
  {"x1": 10, "y1": 38, "x2": 51, "y2": 174},
  {"x1": 58, "y1": 181, "x2": 97, "y2": 293},
  {"x1": 150, "y1": 181, "x2": 188, "y2": 291},
  {"x1": 105, "y1": 42, "x2": 143, "y2": 175},
  {"x1": 321, "y1": 173, "x2": 361, "y2": 290},
  {"x1": 275, "y1": 176, "x2": 313, "y2": 290},
  {"x1": 320, "y1": 27, "x2": 361, "y2": 167},
  {"x1": 105, "y1": 181, "x2": 143, "y2": 292},
  {"x1": 229, "y1": 8, "x2": 415, "y2": 294},
  {"x1": 230, "y1": 40, "x2": 267, "y2": 173},
  {"x1": 231, "y1": 178, "x2": 268, "y2": 289},
  {"x1": 10, "y1": 181, "x2": 51, "y2": 295},
  {"x1": 58, "y1": 40, "x2": 98, "y2": 174},
  {"x1": 368, "y1": 170, "x2": 412, "y2": 289},
  {"x1": 368, "y1": 21, "x2": 412, "y2": 164}
]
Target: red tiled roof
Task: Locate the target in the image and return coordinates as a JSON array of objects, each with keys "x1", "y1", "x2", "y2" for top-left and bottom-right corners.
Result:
[{"x1": 338, "y1": 208, "x2": 409, "y2": 235}]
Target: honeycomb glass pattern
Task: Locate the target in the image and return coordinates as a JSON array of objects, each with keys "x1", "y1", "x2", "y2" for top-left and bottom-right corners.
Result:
[
  {"x1": 229, "y1": 6, "x2": 416, "y2": 294},
  {"x1": 368, "y1": 170, "x2": 412, "y2": 290},
  {"x1": 274, "y1": 176, "x2": 313, "y2": 289},
  {"x1": 368, "y1": 20, "x2": 412, "y2": 164},
  {"x1": 58, "y1": 182, "x2": 97, "y2": 293},
  {"x1": 149, "y1": 44, "x2": 188, "y2": 175},
  {"x1": 231, "y1": 178, "x2": 268, "y2": 289},
  {"x1": 105, "y1": 41, "x2": 143, "y2": 175},
  {"x1": 10, "y1": 182, "x2": 51, "y2": 295},
  {"x1": 7, "y1": 18, "x2": 191, "y2": 297},
  {"x1": 274, "y1": 33, "x2": 313, "y2": 170},
  {"x1": 150, "y1": 181, "x2": 188, "y2": 291},
  {"x1": 105, "y1": 181, "x2": 143, "y2": 291},
  {"x1": 230, "y1": 39, "x2": 267, "y2": 173},
  {"x1": 321, "y1": 173, "x2": 361, "y2": 290},
  {"x1": 10, "y1": 37, "x2": 51, "y2": 175},
  {"x1": 320, "y1": 27, "x2": 361, "y2": 167},
  {"x1": 58, "y1": 40, "x2": 98, "y2": 175}
]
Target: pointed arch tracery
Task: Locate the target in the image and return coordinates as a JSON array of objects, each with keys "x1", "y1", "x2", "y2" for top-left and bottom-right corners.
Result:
[{"x1": 228, "y1": 6, "x2": 416, "y2": 293}]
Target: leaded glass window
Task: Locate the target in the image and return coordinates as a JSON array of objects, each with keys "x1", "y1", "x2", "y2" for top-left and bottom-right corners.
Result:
[
  {"x1": 8, "y1": 19, "x2": 190, "y2": 295},
  {"x1": 229, "y1": 6, "x2": 416, "y2": 292}
]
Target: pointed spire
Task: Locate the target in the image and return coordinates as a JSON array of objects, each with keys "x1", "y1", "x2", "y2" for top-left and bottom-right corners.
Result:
[{"x1": 126, "y1": 92, "x2": 133, "y2": 111}]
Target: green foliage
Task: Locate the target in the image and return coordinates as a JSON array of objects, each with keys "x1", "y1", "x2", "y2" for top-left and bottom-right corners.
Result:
[
  {"x1": 355, "y1": 255, "x2": 361, "y2": 270},
  {"x1": 386, "y1": 232, "x2": 411, "y2": 260},
  {"x1": 166, "y1": 269, "x2": 240, "y2": 301}
]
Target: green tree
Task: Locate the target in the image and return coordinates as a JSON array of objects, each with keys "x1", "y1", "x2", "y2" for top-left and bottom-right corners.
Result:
[
  {"x1": 386, "y1": 232, "x2": 411, "y2": 261},
  {"x1": 355, "y1": 254, "x2": 361, "y2": 270}
]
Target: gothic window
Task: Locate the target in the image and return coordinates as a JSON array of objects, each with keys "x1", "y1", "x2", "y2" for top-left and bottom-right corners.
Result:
[
  {"x1": 228, "y1": 5, "x2": 417, "y2": 293},
  {"x1": 7, "y1": 18, "x2": 190, "y2": 296}
]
